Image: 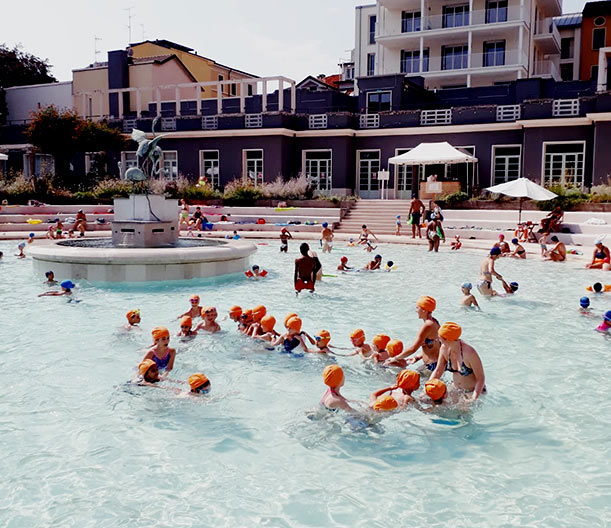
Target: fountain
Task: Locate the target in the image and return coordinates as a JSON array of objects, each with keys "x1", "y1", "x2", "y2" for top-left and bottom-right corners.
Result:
[{"x1": 29, "y1": 120, "x2": 256, "y2": 282}]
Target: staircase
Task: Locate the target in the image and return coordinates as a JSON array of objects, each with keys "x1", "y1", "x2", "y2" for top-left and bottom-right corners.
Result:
[{"x1": 335, "y1": 199, "x2": 413, "y2": 235}]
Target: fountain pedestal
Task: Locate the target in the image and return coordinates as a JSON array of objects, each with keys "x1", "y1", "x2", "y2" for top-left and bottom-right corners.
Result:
[{"x1": 112, "y1": 195, "x2": 178, "y2": 248}]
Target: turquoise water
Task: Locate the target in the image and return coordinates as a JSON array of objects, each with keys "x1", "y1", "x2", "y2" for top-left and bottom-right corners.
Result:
[{"x1": 1, "y1": 240, "x2": 610, "y2": 527}]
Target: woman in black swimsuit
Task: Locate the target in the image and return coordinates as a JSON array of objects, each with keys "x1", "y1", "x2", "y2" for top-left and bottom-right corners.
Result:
[
  {"x1": 429, "y1": 322, "x2": 486, "y2": 401},
  {"x1": 510, "y1": 238, "x2": 526, "y2": 259}
]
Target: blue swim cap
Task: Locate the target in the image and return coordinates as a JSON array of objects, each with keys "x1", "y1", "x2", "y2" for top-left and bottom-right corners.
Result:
[
  {"x1": 18, "y1": 242, "x2": 25, "y2": 248},
  {"x1": 45, "y1": 271, "x2": 53, "y2": 278},
  {"x1": 512, "y1": 238, "x2": 518, "y2": 244},
  {"x1": 605, "y1": 310, "x2": 611, "y2": 322},
  {"x1": 252, "y1": 265, "x2": 259, "y2": 270},
  {"x1": 580, "y1": 296, "x2": 590, "y2": 308},
  {"x1": 396, "y1": 215, "x2": 400, "y2": 218},
  {"x1": 29, "y1": 232, "x2": 35, "y2": 238},
  {"x1": 60, "y1": 280, "x2": 75, "y2": 290},
  {"x1": 462, "y1": 282, "x2": 472, "y2": 289},
  {"x1": 387, "y1": 260, "x2": 394, "y2": 267},
  {"x1": 490, "y1": 247, "x2": 502, "y2": 256},
  {"x1": 322, "y1": 222, "x2": 328, "y2": 228},
  {"x1": 349, "y1": 238, "x2": 354, "y2": 242},
  {"x1": 510, "y1": 282, "x2": 519, "y2": 291},
  {"x1": 375, "y1": 254, "x2": 382, "y2": 260}
]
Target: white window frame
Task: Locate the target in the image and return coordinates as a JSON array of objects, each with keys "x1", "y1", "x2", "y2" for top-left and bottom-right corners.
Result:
[
  {"x1": 541, "y1": 141, "x2": 586, "y2": 189},
  {"x1": 356, "y1": 149, "x2": 381, "y2": 195},
  {"x1": 367, "y1": 53, "x2": 375, "y2": 76},
  {"x1": 162, "y1": 150, "x2": 178, "y2": 180},
  {"x1": 491, "y1": 144, "x2": 522, "y2": 184},
  {"x1": 446, "y1": 145, "x2": 475, "y2": 179},
  {"x1": 34, "y1": 153, "x2": 54, "y2": 178},
  {"x1": 199, "y1": 150, "x2": 220, "y2": 189},
  {"x1": 366, "y1": 90, "x2": 392, "y2": 112},
  {"x1": 302, "y1": 149, "x2": 332, "y2": 192},
  {"x1": 394, "y1": 148, "x2": 414, "y2": 194},
  {"x1": 243, "y1": 149, "x2": 264, "y2": 186},
  {"x1": 121, "y1": 151, "x2": 138, "y2": 179}
]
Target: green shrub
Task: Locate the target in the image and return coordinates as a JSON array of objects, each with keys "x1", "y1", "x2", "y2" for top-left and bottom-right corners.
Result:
[
  {"x1": 536, "y1": 185, "x2": 588, "y2": 211},
  {"x1": 437, "y1": 191, "x2": 469, "y2": 208},
  {"x1": 92, "y1": 178, "x2": 133, "y2": 199},
  {"x1": 590, "y1": 182, "x2": 611, "y2": 203},
  {"x1": 223, "y1": 178, "x2": 263, "y2": 204}
]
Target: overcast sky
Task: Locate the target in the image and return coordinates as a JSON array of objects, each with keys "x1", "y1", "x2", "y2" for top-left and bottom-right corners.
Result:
[{"x1": 3, "y1": 0, "x2": 588, "y2": 83}]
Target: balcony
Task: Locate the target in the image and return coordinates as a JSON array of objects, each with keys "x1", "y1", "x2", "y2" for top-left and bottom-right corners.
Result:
[
  {"x1": 533, "y1": 60, "x2": 561, "y2": 81},
  {"x1": 534, "y1": 18, "x2": 561, "y2": 54},
  {"x1": 376, "y1": 6, "x2": 525, "y2": 47},
  {"x1": 421, "y1": 49, "x2": 528, "y2": 75}
]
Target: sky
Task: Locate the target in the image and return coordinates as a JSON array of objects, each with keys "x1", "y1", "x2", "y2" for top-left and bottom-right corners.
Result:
[{"x1": 3, "y1": 0, "x2": 589, "y2": 83}]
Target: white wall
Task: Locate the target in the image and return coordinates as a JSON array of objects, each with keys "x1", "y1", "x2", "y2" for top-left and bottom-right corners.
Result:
[
  {"x1": 5, "y1": 81, "x2": 73, "y2": 123},
  {"x1": 354, "y1": 4, "x2": 377, "y2": 93}
]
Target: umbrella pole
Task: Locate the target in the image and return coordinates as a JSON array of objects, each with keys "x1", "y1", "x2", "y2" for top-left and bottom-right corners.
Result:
[{"x1": 519, "y1": 197, "x2": 522, "y2": 224}]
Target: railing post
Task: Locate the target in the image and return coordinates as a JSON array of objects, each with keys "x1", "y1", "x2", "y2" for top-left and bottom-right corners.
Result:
[
  {"x1": 278, "y1": 78, "x2": 284, "y2": 112},
  {"x1": 240, "y1": 80, "x2": 246, "y2": 113},
  {"x1": 290, "y1": 81, "x2": 296, "y2": 113},
  {"x1": 156, "y1": 87, "x2": 161, "y2": 117},
  {"x1": 262, "y1": 80, "x2": 268, "y2": 113},
  {"x1": 118, "y1": 90, "x2": 124, "y2": 119},
  {"x1": 196, "y1": 84, "x2": 202, "y2": 116},
  {"x1": 217, "y1": 82, "x2": 222, "y2": 114},
  {"x1": 175, "y1": 86, "x2": 181, "y2": 116},
  {"x1": 136, "y1": 89, "x2": 142, "y2": 118}
]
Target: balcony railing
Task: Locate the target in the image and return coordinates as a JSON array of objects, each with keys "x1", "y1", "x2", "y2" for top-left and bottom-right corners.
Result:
[
  {"x1": 423, "y1": 49, "x2": 528, "y2": 73},
  {"x1": 533, "y1": 60, "x2": 561, "y2": 81},
  {"x1": 161, "y1": 117, "x2": 176, "y2": 131},
  {"x1": 122, "y1": 118, "x2": 137, "y2": 133},
  {"x1": 308, "y1": 114, "x2": 328, "y2": 129},
  {"x1": 201, "y1": 116, "x2": 218, "y2": 130},
  {"x1": 496, "y1": 104, "x2": 521, "y2": 121},
  {"x1": 245, "y1": 114, "x2": 263, "y2": 128},
  {"x1": 378, "y1": 6, "x2": 525, "y2": 38},
  {"x1": 360, "y1": 114, "x2": 380, "y2": 128},
  {"x1": 420, "y1": 109, "x2": 452, "y2": 126},
  {"x1": 552, "y1": 99, "x2": 579, "y2": 117}
]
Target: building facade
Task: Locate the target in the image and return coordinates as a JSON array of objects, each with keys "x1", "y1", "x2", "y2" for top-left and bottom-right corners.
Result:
[
  {"x1": 354, "y1": 0, "x2": 563, "y2": 90},
  {"x1": 579, "y1": 0, "x2": 611, "y2": 83}
]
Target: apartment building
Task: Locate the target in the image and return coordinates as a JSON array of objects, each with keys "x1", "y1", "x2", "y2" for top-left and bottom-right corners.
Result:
[
  {"x1": 579, "y1": 0, "x2": 611, "y2": 83},
  {"x1": 354, "y1": 0, "x2": 562, "y2": 90},
  {"x1": 555, "y1": 13, "x2": 582, "y2": 81}
]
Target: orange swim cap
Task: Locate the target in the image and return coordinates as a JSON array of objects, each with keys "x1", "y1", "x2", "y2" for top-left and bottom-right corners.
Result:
[
  {"x1": 252, "y1": 305, "x2": 267, "y2": 322},
  {"x1": 229, "y1": 305, "x2": 242, "y2": 318},
  {"x1": 425, "y1": 379, "x2": 447, "y2": 401},
  {"x1": 180, "y1": 316, "x2": 192, "y2": 328},
  {"x1": 438, "y1": 322, "x2": 462, "y2": 341},
  {"x1": 416, "y1": 295, "x2": 436, "y2": 312},
  {"x1": 240, "y1": 309, "x2": 253, "y2": 324},
  {"x1": 350, "y1": 328, "x2": 365, "y2": 344},
  {"x1": 372, "y1": 334, "x2": 391, "y2": 351},
  {"x1": 386, "y1": 339, "x2": 403, "y2": 357},
  {"x1": 284, "y1": 312, "x2": 298, "y2": 328},
  {"x1": 138, "y1": 359, "x2": 156, "y2": 376},
  {"x1": 323, "y1": 365, "x2": 343, "y2": 387},
  {"x1": 202, "y1": 306, "x2": 217, "y2": 317},
  {"x1": 151, "y1": 326, "x2": 170, "y2": 341},
  {"x1": 189, "y1": 294, "x2": 200, "y2": 302},
  {"x1": 286, "y1": 316, "x2": 302, "y2": 332},
  {"x1": 373, "y1": 394, "x2": 398, "y2": 412},
  {"x1": 126, "y1": 309, "x2": 140, "y2": 322},
  {"x1": 316, "y1": 329, "x2": 331, "y2": 347},
  {"x1": 396, "y1": 370, "x2": 420, "y2": 392},
  {"x1": 260, "y1": 314, "x2": 276, "y2": 333},
  {"x1": 188, "y1": 373, "x2": 209, "y2": 390}
]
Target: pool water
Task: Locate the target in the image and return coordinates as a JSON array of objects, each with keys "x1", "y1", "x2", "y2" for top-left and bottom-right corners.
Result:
[{"x1": 1, "y1": 240, "x2": 610, "y2": 527}]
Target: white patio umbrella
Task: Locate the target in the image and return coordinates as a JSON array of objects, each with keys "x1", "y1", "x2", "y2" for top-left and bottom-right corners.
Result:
[
  {"x1": 486, "y1": 177, "x2": 557, "y2": 223},
  {"x1": 0, "y1": 153, "x2": 8, "y2": 161}
]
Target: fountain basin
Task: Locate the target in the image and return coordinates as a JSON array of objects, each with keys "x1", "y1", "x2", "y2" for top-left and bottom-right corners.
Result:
[{"x1": 28, "y1": 238, "x2": 257, "y2": 282}]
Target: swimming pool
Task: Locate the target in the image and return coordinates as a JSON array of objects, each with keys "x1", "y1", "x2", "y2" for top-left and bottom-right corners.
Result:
[{"x1": 1, "y1": 240, "x2": 609, "y2": 527}]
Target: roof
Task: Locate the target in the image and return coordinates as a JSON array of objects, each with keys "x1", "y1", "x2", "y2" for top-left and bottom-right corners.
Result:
[
  {"x1": 554, "y1": 13, "x2": 582, "y2": 28},
  {"x1": 583, "y1": 0, "x2": 611, "y2": 17},
  {"x1": 388, "y1": 142, "x2": 478, "y2": 165},
  {"x1": 296, "y1": 76, "x2": 339, "y2": 91}
]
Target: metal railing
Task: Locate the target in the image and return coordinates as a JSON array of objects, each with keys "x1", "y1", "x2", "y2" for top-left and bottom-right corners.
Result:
[
  {"x1": 496, "y1": 104, "x2": 521, "y2": 122},
  {"x1": 161, "y1": 117, "x2": 176, "y2": 131},
  {"x1": 359, "y1": 114, "x2": 380, "y2": 128},
  {"x1": 245, "y1": 114, "x2": 263, "y2": 128},
  {"x1": 552, "y1": 99, "x2": 579, "y2": 117},
  {"x1": 122, "y1": 119, "x2": 137, "y2": 133},
  {"x1": 420, "y1": 109, "x2": 452, "y2": 126},
  {"x1": 308, "y1": 114, "x2": 328, "y2": 129},
  {"x1": 201, "y1": 116, "x2": 218, "y2": 130}
]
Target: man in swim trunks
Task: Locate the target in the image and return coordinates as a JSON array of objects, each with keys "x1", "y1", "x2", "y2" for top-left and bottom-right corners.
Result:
[
  {"x1": 294, "y1": 243, "x2": 320, "y2": 293},
  {"x1": 408, "y1": 198, "x2": 425, "y2": 239},
  {"x1": 321, "y1": 222, "x2": 334, "y2": 253},
  {"x1": 477, "y1": 247, "x2": 503, "y2": 296},
  {"x1": 544, "y1": 236, "x2": 566, "y2": 262}
]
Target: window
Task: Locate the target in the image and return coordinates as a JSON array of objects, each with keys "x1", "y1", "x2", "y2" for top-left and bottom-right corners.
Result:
[
  {"x1": 591, "y1": 65, "x2": 599, "y2": 80},
  {"x1": 560, "y1": 37, "x2": 574, "y2": 59},
  {"x1": 401, "y1": 11, "x2": 421, "y2": 32},
  {"x1": 483, "y1": 40, "x2": 505, "y2": 67},
  {"x1": 218, "y1": 74, "x2": 224, "y2": 82},
  {"x1": 492, "y1": 146, "x2": 521, "y2": 184},
  {"x1": 594, "y1": 16, "x2": 606, "y2": 26},
  {"x1": 486, "y1": 0, "x2": 507, "y2": 23},
  {"x1": 162, "y1": 151, "x2": 178, "y2": 180},
  {"x1": 357, "y1": 150, "x2": 380, "y2": 194},
  {"x1": 121, "y1": 152, "x2": 138, "y2": 178},
  {"x1": 247, "y1": 84, "x2": 253, "y2": 96},
  {"x1": 442, "y1": 45, "x2": 469, "y2": 70},
  {"x1": 366, "y1": 91, "x2": 391, "y2": 112},
  {"x1": 395, "y1": 149, "x2": 414, "y2": 194},
  {"x1": 560, "y1": 63, "x2": 574, "y2": 81},
  {"x1": 243, "y1": 149, "x2": 263, "y2": 185},
  {"x1": 200, "y1": 150, "x2": 220, "y2": 188},
  {"x1": 443, "y1": 4, "x2": 470, "y2": 28},
  {"x1": 303, "y1": 150, "x2": 332, "y2": 191},
  {"x1": 230, "y1": 83, "x2": 237, "y2": 96},
  {"x1": 34, "y1": 153, "x2": 54, "y2": 177},
  {"x1": 544, "y1": 143, "x2": 585, "y2": 188},
  {"x1": 367, "y1": 53, "x2": 375, "y2": 76},
  {"x1": 85, "y1": 152, "x2": 106, "y2": 175},
  {"x1": 401, "y1": 49, "x2": 429, "y2": 73},
  {"x1": 593, "y1": 28, "x2": 606, "y2": 50},
  {"x1": 369, "y1": 16, "x2": 376, "y2": 44}
]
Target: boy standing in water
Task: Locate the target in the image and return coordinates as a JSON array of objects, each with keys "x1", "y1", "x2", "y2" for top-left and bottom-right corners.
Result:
[
  {"x1": 280, "y1": 227, "x2": 292, "y2": 253},
  {"x1": 294, "y1": 243, "x2": 320, "y2": 293},
  {"x1": 460, "y1": 282, "x2": 480, "y2": 309},
  {"x1": 321, "y1": 222, "x2": 334, "y2": 253}
]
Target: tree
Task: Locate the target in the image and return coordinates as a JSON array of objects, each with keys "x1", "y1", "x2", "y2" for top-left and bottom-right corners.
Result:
[
  {"x1": 27, "y1": 106, "x2": 126, "y2": 188},
  {"x1": 0, "y1": 44, "x2": 57, "y2": 88}
]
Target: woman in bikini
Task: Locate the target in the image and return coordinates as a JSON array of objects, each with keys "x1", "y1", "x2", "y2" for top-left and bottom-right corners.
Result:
[
  {"x1": 510, "y1": 238, "x2": 526, "y2": 259},
  {"x1": 586, "y1": 238, "x2": 611, "y2": 270},
  {"x1": 477, "y1": 247, "x2": 503, "y2": 296},
  {"x1": 385, "y1": 295, "x2": 440, "y2": 372},
  {"x1": 429, "y1": 322, "x2": 486, "y2": 401}
]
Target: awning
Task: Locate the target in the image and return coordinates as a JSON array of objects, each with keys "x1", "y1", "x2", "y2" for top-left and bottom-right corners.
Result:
[
  {"x1": 0, "y1": 153, "x2": 8, "y2": 161},
  {"x1": 388, "y1": 141, "x2": 478, "y2": 165}
]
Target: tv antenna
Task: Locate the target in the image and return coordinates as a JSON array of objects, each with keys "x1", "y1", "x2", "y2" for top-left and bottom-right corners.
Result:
[
  {"x1": 124, "y1": 6, "x2": 135, "y2": 43},
  {"x1": 94, "y1": 35, "x2": 102, "y2": 65}
]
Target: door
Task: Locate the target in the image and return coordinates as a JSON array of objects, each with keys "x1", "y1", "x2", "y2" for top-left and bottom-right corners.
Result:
[
  {"x1": 357, "y1": 150, "x2": 380, "y2": 199},
  {"x1": 394, "y1": 149, "x2": 413, "y2": 199}
]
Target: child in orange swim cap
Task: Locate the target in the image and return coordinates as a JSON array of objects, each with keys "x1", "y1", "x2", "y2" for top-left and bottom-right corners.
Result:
[
  {"x1": 238, "y1": 309, "x2": 254, "y2": 334},
  {"x1": 384, "y1": 339, "x2": 407, "y2": 368},
  {"x1": 370, "y1": 369, "x2": 420, "y2": 409},
  {"x1": 247, "y1": 305, "x2": 268, "y2": 337},
  {"x1": 270, "y1": 316, "x2": 310, "y2": 354},
  {"x1": 188, "y1": 373, "x2": 211, "y2": 394},
  {"x1": 177, "y1": 316, "x2": 198, "y2": 338},
  {"x1": 320, "y1": 365, "x2": 358, "y2": 412},
  {"x1": 228, "y1": 305, "x2": 242, "y2": 324},
  {"x1": 196, "y1": 306, "x2": 221, "y2": 333},
  {"x1": 312, "y1": 330, "x2": 332, "y2": 354},
  {"x1": 179, "y1": 294, "x2": 202, "y2": 320},
  {"x1": 254, "y1": 315, "x2": 279, "y2": 342},
  {"x1": 349, "y1": 329, "x2": 373, "y2": 358},
  {"x1": 142, "y1": 326, "x2": 176, "y2": 379},
  {"x1": 125, "y1": 309, "x2": 141, "y2": 330},
  {"x1": 424, "y1": 379, "x2": 447, "y2": 404},
  {"x1": 371, "y1": 334, "x2": 391, "y2": 364}
]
